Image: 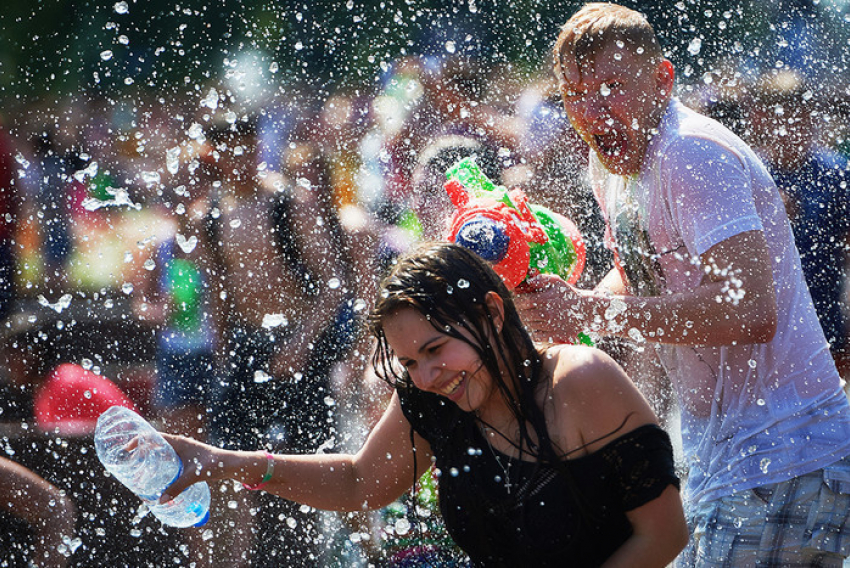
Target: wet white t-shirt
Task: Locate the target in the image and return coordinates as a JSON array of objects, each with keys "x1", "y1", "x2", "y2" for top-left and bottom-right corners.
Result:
[{"x1": 591, "y1": 98, "x2": 850, "y2": 506}]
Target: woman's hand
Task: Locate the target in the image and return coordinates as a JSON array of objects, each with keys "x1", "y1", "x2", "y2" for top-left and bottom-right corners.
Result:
[{"x1": 159, "y1": 434, "x2": 226, "y2": 502}]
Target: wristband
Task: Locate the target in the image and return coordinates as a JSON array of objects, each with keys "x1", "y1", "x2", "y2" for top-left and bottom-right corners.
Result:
[{"x1": 242, "y1": 451, "x2": 274, "y2": 491}]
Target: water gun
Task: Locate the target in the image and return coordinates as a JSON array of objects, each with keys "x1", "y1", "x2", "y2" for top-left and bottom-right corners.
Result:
[{"x1": 444, "y1": 157, "x2": 592, "y2": 345}]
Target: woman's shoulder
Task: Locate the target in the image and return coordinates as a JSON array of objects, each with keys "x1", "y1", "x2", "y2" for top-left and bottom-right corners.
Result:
[
  {"x1": 544, "y1": 344, "x2": 623, "y2": 392},
  {"x1": 542, "y1": 345, "x2": 658, "y2": 456}
]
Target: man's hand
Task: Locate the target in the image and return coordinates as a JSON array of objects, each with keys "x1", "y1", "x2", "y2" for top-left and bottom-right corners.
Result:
[{"x1": 515, "y1": 273, "x2": 593, "y2": 344}]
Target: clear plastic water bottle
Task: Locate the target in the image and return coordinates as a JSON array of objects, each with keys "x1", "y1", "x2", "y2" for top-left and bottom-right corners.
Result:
[{"x1": 94, "y1": 405, "x2": 210, "y2": 528}]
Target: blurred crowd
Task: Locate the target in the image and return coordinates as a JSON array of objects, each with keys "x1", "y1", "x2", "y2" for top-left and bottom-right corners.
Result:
[{"x1": 1, "y1": 49, "x2": 849, "y2": 566}]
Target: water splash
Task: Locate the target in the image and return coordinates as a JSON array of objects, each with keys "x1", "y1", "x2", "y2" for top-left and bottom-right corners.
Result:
[
  {"x1": 261, "y1": 313, "x2": 289, "y2": 329},
  {"x1": 37, "y1": 293, "x2": 73, "y2": 313},
  {"x1": 81, "y1": 187, "x2": 142, "y2": 211},
  {"x1": 253, "y1": 370, "x2": 272, "y2": 383},
  {"x1": 175, "y1": 234, "x2": 198, "y2": 253}
]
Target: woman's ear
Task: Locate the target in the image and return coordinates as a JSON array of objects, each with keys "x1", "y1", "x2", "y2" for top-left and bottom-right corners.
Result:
[{"x1": 484, "y1": 291, "x2": 505, "y2": 333}]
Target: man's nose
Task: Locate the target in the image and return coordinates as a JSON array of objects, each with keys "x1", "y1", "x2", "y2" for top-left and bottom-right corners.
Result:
[{"x1": 580, "y1": 92, "x2": 610, "y2": 122}]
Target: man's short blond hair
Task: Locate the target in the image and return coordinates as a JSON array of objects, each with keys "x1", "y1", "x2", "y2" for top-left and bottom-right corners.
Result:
[{"x1": 554, "y1": 3, "x2": 663, "y2": 71}]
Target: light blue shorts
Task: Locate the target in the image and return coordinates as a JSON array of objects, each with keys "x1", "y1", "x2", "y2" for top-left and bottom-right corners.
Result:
[{"x1": 676, "y1": 455, "x2": 850, "y2": 567}]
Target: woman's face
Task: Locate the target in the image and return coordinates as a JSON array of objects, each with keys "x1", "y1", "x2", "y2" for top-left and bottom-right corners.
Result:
[{"x1": 382, "y1": 305, "x2": 499, "y2": 414}]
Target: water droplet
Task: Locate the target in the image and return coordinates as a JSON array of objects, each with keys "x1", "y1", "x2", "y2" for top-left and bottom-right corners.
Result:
[
  {"x1": 84, "y1": 390, "x2": 92, "y2": 399},
  {"x1": 176, "y1": 234, "x2": 198, "y2": 253},
  {"x1": 100, "y1": 50, "x2": 114, "y2": 61},
  {"x1": 114, "y1": 1, "x2": 129, "y2": 14},
  {"x1": 445, "y1": 40, "x2": 456, "y2": 54},
  {"x1": 166, "y1": 146, "x2": 181, "y2": 175},
  {"x1": 38, "y1": 293, "x2": 73, "y2": 313},
  {"x1": 757, "y1": 398, "x2": 766, "y2": 406},
  {"x1": 324, "y1": 396, "x2": 336, "y2": 407},
  {"x1": 328, "y1": 277, "x2": 341, "y2": 289},
  {"x1": 143, "y1": 259, "x2": 156, "y2": 271},
  {"x1": 627, "y1": 328, "x2": 646, "y2": 343},
  {"x1": 457, "y1": 279, "x2": 470, "y2": 289},
  {"x1": 394, "y1": 518, "x2": 411, "y2": 535},
  {"x1": 200, "y1": 88, "x2": 219, "y2": 110},
  {"x1": 599, "y1": 83, "x2": 611, "y2": 97},
  {"x1": 253, "y1": 370, "x2": 272, "y2": 383},
  {"x1": 286, "y1": 516, "x2": 298, "y2": 528},
  {"x1": 82, "y1": 359, "x2": 93, "y2": 370},
  {"x1": 139, "y1": 171, "x2": 160, "y2": 186},
  {"x1": 187, "y1": 123, "x2": 205, "y2": 140},
  {"x1": 760, "y1": 458, "x2": 771, "y2": 473},
  {"x1": 261, "y1": 313, "x2": 288, "y2": 329},
  {"x1": 748, "y1": 359, "x2": 758, "y2": 369},
  {"x1": 687, "y1": 37, "x2": 702, "y2": 56}
]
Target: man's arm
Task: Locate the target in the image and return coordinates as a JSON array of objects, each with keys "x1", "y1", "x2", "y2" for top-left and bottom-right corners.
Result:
[{"x1": 517, "y1": 230, "x2": 777, "y2": 346}]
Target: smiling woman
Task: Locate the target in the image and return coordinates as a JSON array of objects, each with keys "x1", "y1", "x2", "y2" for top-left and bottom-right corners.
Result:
[{"x1": 157, "y1": 241, "x2": 686, "y2": 567}]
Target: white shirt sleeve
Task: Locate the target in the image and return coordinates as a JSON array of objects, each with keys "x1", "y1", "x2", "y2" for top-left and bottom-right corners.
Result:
[{"x1": 659, "y1": 135, "x2": 764, "y2": 257}]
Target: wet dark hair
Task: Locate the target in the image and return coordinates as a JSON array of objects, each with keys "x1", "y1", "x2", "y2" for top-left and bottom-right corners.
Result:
[{"x1": 369, "y1": 241, "x2": 556, "y2": 461}]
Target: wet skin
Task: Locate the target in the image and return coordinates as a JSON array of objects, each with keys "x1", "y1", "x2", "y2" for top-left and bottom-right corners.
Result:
[
  {"x1": 382, "y1": 305, "x2": 501, "y2": 415},
  {"x1": 556, "y1": 42, "x2": 674, "y2": 176}
]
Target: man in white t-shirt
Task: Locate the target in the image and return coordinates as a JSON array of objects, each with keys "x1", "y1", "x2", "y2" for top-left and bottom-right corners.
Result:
[{"x1": 516, "y1": 3, "x2": 850, "y2": 566}]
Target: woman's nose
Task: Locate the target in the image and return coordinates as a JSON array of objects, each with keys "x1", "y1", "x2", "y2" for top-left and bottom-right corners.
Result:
[{"x1": 413, "y1": 360, "x2": 442, "y2": 391}]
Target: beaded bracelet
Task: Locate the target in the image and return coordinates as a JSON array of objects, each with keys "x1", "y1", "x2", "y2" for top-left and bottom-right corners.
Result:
[{"x1": 242, "y1": 451, "x2": 275, "y2": 491}]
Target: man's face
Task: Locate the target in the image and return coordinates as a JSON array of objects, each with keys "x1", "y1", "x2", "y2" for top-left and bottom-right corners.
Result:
[{"x1": 556, "y1": 42, "x2": 671, "y2": 176}]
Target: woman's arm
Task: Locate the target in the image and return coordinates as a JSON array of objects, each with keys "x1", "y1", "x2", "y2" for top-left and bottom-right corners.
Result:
[
  {"x1": 161, "y1": 391, "x2": 434, "y2": 512},
  {"x1": 602, "y1": 485, "x2": 688, "y2": 568}
]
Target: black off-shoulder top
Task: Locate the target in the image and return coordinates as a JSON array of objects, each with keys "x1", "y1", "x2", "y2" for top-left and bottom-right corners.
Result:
[{"x1": 398, "y1": 386, "x2": 680, "y2": 568}]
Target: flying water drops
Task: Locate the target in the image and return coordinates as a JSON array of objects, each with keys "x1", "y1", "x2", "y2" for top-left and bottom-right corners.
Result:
[
  {"x1": 261, "y1": 313, "x2": 289, "y2": 329},
  {"x1": 37, "y1": 294, "x2": 73, "y2": 313},
  {"x1": 175, "y1": 234, "x2": 198, "y2": 253},
  {"x1": 688, "y1": 37, "x2": 703, "y2": 56}
]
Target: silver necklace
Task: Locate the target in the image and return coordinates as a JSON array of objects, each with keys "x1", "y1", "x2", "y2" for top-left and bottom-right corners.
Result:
[{"x1": 482, "y1": 427, "x2": 513, "y2": 494}]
